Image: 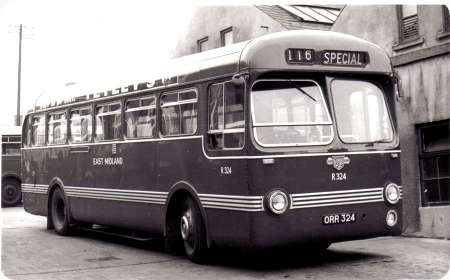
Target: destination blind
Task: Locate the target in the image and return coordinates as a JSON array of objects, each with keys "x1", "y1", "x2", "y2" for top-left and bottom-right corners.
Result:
[{"x1": 285, "y1": 49, "x2": 369, "y2": 67}]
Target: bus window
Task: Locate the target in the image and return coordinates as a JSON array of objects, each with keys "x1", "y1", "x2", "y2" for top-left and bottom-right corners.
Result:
[
  {"x1": 95, "y1": 102, "x2": 122, "y2": 141},
  {"x1": 2, "y1": 143, "x2": 20, "y2": 155},
  {"x1": 331, "y1": 80, "x2": 394, "y2": 144},
  {"x1": 251, "y1": 80, "x2": 333, "y2": 147},
  {"x1": 31, "y1": 114, "x2": 46, "y2": 146},
  {"x1": 208, "y1": 82, "x2": 245, "y2": 149},
  {"x1": 69, "y1": 107, "x2": 92, "y2": 143},
  {"x1": 48, "y1": 112, "x2": 67, "y2": 145},
  {"x1": 125, "y1": 96, "x2": 156, "y2": 138},
  {"x1": 160, "y1": 90, "x2": 197, "y2": 137}
]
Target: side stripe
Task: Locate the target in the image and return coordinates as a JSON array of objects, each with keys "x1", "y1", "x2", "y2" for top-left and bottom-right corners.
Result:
[{"x1": 21, "y1": 184, "x2": 401, "y2": 211}]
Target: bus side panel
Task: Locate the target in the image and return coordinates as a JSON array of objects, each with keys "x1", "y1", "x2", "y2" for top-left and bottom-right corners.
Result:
[
  {"x1": 157, "y1": 138, "x2": 252, "y2": 247},
  {"x1": 68, "y1": 141, "x2": 162, "y2": 232},
  {"x1": 22, "y1": 149, "x2": 48, "y2": 216}
]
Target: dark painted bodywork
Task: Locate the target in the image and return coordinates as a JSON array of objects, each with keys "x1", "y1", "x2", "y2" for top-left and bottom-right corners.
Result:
[{"x1": 22, "y1": 30, "x2": 402, "y2": 249}]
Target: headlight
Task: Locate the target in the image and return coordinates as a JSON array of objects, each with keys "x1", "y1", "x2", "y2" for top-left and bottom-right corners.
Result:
[
  {"x1": 386, "y1": 210, "x2": 398, "y2": 227},
  {"x1": 385, "y1": 183, "x2": 400, "y2": 204},
  {"x1": 267, "y1": 190, "x2": 289, "y2": 214}
]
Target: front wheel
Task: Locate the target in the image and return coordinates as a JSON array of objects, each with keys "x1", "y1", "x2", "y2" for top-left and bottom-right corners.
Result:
[
  {"x1": 180, "y1": 197, "x2": 208, "y2": 263},
  {"x1": 2, "y1": 178, "x2": 22, "y2": 207},
  {"x1": 50, "y1": 188, "x2": 72, "y2": 235}
]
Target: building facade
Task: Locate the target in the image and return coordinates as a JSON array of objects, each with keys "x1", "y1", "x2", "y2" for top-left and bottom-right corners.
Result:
[
  {"x1": 332, "y1": 5, "x2": 450, "y2": 238},
  {"x1": 172, "y1": 5, "x2": 341, "y2": 57}
]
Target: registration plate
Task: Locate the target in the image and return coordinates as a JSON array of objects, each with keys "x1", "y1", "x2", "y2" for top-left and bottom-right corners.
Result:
[{"x1": 322, "y1": 212, "x2": 357, "y2": 225}]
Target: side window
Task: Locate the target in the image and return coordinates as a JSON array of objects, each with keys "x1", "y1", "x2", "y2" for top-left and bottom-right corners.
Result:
[
  {"x1": 2, "y1": 136, "x2": 21, "y2": 155},
  {"x1": 208, "y1": 81, "x2": 245, "y2": 149},
  {"x1": 125, "y1": 96, "x2": 156, "y2": 138},
  {"x1": 31, "y1": 114, "x2": 46, "y2": 146},
  {"x1": 160, "y1": 90, "x2": 197, "y2": 137},
  {"x1": 70, "y1": 107, "x2": 92, "y2": 143},
  {"x1": 95, "y1": 102, "x2": 122, "y2": 141},
  {"x1": 48, "y1": 112, "x2": 67, "y2": 145}
]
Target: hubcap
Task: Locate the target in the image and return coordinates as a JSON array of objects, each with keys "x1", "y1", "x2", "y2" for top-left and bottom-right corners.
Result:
[
  {"x1": 3, "y1": 184, "x2": 18, "y2": 202},
  {"x1": 180, "y1": 213, "x2": 192, "y2": 241}
]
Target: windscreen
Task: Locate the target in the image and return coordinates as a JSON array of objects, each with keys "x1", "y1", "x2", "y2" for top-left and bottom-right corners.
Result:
[
  {"x1": 251, "y1": 80, "x2": 333, "y2": 147},
  {"x1": 331, "y1": 79, "x2": 394, "y2": 144}
]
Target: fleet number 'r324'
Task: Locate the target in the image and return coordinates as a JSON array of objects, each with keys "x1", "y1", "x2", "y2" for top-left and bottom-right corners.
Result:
[{"x1": 332, "y1": 172, "x2": 347, "y2": 181}]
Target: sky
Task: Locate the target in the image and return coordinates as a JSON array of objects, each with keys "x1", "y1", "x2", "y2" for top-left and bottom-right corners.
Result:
[{"x1": 0, "y1": 0, "x2": 195, "y2": 127}]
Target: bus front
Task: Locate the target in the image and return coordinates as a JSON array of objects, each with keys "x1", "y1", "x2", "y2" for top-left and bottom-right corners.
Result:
[{"x1": 243, "y1": 31, "x2": 402, "y2": 249}]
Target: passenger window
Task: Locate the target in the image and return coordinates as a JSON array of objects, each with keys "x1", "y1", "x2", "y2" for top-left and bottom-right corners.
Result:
[
  {"x1": 31, "y1": 114, "x2": 46, "y2": 146},
  {"x1": 208, "y1": 81, "x2": 245, "y2": 149},
  {"x1": 125, "y1": 96, "x2": 156, "y2": 138},
  {"x1": 70, "y1": 108, "x2": 92, "y2": 143},
  {"x1": 95, "y1": 102, "x2": 122, "y2": 141},
  {"x1": 47, "y1": 112, "x2": 67, "y2": 145},
  {"x1": 160, "y1": 90, "x2": 197, "y2": 136}
]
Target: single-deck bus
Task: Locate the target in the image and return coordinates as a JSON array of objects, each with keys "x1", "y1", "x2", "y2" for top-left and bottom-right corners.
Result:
[
  {"x1": 2, "y1": 127, "x2": 22, "y2": 207},
  {"x1": 21, "y1": 30, "x2": 402, "y2": 263}
]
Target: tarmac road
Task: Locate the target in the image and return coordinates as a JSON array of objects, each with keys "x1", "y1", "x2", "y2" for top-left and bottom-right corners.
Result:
[{"x1": 1, "y1": 206, "x2": 449, "y2": 280}]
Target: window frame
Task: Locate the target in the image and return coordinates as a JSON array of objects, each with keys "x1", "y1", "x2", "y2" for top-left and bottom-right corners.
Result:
[
  {"x1": 47, "y1": 110, "x2": 68, "y2": 145},
  {"x1": 250, "y1": 79, "x2": 334, "y2": 148},
  {"x1": 30, "y1": 113, "x2": 46, "y2": 147},
  {"x1": 159, "y1": 88, "x2": 198, "y2": 138},
  {"x1": 220, "y1": 27, "x2": 233, "y2": 47},
  {"x1": 69, "y1": 106, "x2": 93, "y2": 144},
  {"x1": 418, "y1": 119, "x2": 450, "y2": 207},
  {"x1": 396, "y1": 5, "x2": 420, "y2": 44},
  {"x1": 94, "y1": 101, "x2": 123, "y2": 142},
  {"x1": 329, "y1": 78, "x2": 396, "y2": 146},
  {"x1": 443, "y1": 5, "x2": 450, "y2": 32},
  {"x1": 124, "y1": 95, "x2": 157, "y2": 139},
  {"x1": 197, "y1": 36, "x2": 208, "y2": 52},
  {"x1": 207, "y1": 81, "x2": 246, "y2": 151}
]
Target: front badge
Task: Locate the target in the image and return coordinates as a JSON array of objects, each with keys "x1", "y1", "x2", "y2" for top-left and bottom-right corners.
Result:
[{"x1": 327, "y1": 156, "x2": 350, "y2": 171}]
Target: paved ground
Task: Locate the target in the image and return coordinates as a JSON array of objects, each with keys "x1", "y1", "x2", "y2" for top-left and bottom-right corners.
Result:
[{"x1": 1, "y1": 206, "x2": 449, "y2": 280}]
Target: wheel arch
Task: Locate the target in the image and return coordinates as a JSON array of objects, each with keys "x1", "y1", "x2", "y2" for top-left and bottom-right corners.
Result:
[
  {"x1": 164, "y1": 181, "x2": 211, "y2": 248},
  {"x1": 47, "y1": 177, "x2": 73, "y2": 229}
]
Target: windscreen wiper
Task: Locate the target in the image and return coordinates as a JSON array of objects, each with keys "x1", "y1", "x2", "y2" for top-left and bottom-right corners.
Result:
[{"x1": 288, "y1": 79, "x2": 317, "y2": 102}]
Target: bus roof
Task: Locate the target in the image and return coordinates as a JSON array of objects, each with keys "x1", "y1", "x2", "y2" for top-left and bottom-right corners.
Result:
[{"x1": 29, "y1": 30, "x2": 392, "y2": 114}]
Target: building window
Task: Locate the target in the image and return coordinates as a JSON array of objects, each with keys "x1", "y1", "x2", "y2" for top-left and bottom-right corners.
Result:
[
  {"x1": 160, "y1": 90, "x2": 197, "y2": 137},
  {"x1": 418, "y1": 120, "x2": 450, "y2": 207},
  {"x1": 397, "y1": 5, "x2": 420, "y2": 43},
  {"x1": 443, "y1": 5, "x2": 449, "y2": 31},
  {"x1": 197, "y1": 36, "x2": 208, "y2": 52},
  {"x1": 208, "y1": 81, "x2": 245, "y2": 150},
  {"x1": 220, "y1": 27, "x2": 233, "y2": 47}
]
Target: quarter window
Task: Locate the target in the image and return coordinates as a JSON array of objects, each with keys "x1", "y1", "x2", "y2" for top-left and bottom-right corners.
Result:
[
  {"x1": 31, "y1": 114, "x2": 45, "y2": 146},
  {"x1": 125, "y1": 96, "x2": 156, "y2": 138},
  {"x1": 208, "y1": 81, "x2": 245, "y2": 149},
  {"x1": 70, "y1": 108, "x2": 92, "y2": 143},
  {"x1": 160, "y1": 90, "x2": 197, "y2": 137},
  {"x1": 95, "y1": 102, "x2": 122, "y2": 141},
  {"x1": 48, "y1": 112, "x2": 67, "y2": 145},
  {"x1": 419, "y1": 120, "x2": 450, "y2": 206}
]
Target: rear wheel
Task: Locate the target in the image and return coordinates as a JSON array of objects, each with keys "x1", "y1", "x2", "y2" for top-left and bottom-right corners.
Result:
[
  {"x1": 2, "y1": 178, "x2": 22, "y2": 207},
  {"x1": 180, "y1": 197, "x2": 208, "y2": 263},
  {"x1": 50, "y1": 188, "x2": 72, "y2": 235}
]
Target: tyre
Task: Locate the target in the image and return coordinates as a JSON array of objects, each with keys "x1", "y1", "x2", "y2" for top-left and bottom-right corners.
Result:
[
  {"x1": 2, "y1": 178, "x2": 22, "y2": 207},
  {"x1": 50, "y1": 188, "x2": 72, "y2": 235},
  {"x1": 179, "y1": 197, "x2": 208, "y2": 263}
]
